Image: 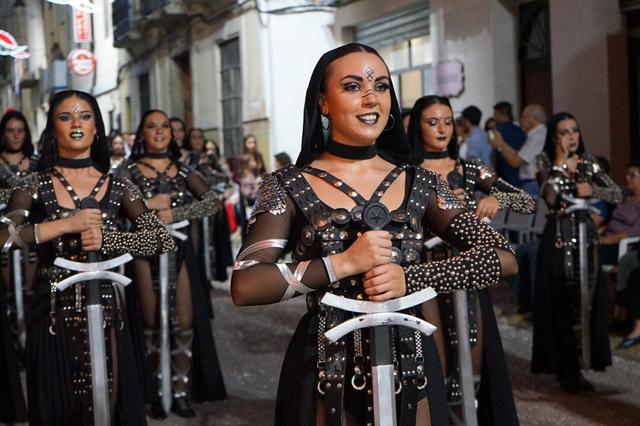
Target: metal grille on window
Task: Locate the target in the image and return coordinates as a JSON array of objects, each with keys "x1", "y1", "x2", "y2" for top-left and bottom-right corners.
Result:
[{"x1": 220, "y1": 38, "x2": 243, "y2": 158}]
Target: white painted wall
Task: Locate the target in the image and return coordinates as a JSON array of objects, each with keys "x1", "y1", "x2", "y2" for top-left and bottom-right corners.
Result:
[
  {"x1": 429, "y1": 0, "x2": 519, "y2": 119},
  {"x1": 262, "y1": 10, "x2": 337, "y2": 165}
]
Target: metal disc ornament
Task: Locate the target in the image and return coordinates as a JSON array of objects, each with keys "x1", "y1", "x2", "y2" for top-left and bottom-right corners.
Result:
[{"x1": 362, "y1": 201, "x2": 390, "y2": 230}]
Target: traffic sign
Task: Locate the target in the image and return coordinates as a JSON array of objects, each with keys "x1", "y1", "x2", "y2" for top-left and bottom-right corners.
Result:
[{"x1": 67, "y1": 48, "x2": 96, "y2": 76}]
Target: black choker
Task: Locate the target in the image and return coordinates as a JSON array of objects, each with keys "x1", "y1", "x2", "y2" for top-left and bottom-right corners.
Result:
[
  {"x1": 144, "y1": 152, "x2": 170, "y2": 159},
  {"x1": 56, "y1": 157, "x2": 94, "y2": 168},
  {"x1": 423, "y1": 150, "x2": 450, "y2": 159},
  {"x1": 326, "y1": 139, "x2": 377, "y2": 160}
]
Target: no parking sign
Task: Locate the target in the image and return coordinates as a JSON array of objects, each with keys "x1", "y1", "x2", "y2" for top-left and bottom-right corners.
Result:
[{"x1": 67, "y1": 48, "x2": 95, "y2": 76}]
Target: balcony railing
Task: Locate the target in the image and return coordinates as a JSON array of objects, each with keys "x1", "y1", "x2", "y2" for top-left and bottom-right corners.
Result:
[{"x1": 143, "y1": 0, "x2": 168, "y2": 16}]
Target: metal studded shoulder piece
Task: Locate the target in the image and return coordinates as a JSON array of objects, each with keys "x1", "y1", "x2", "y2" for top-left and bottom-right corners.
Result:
[
  {"x1": 489, "y1": 178, "x2": 536, "y2": 214},
  {"x1": 14, "y1": 172, "x2": 41, "y2": 200},
  {"x1": 248, "y1": 171, "x2": 288, "y2": 225},
  {"x1": 120, "y1": 176, "x2": 145, "y2": 202},
  {"x1": 427, "y1": 169, "x2": 465, "y2": 210}
]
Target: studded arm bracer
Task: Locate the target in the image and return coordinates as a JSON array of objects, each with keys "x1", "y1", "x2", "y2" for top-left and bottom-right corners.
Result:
[
  {"x1": 171, "y1": 169, "x2": 220, "y2": 222},
  {"x1": 592, "y1": 171, "x2": 623, "y2": 204},
  {"x1": 0, "y1": 188, "x2": 13, "y2": 205},
  {"x1": 465, "y1": 159, "x2": 535, "y2": 214},
  {"x1": 406, "y1": 190, "x2": 516, "y2": 294},
  {"x1": 102, "y1": 209, "x2": 174, "y2": 256},
  {"x1": 488, "y1": 178, "x2": 536, "y2": 213}
]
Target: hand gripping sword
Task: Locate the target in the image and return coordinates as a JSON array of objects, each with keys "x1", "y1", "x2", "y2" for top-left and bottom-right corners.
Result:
[
  {"x1": 563, "y1": 194, "x2": 600, "y2": 369},
  {"x1": 0, "y1": 209, "x2": 30, "y2": 351},
  {"x1": 322, "y1": 288, "x2": 438, "y2": 426},
  {"x1": 424, "y1": 234, "x2": 478, "y2": 426},
  {"x1": 158, "y1": 219, "x2": 190, "y2": 415},
  {"x1": 53, "y1": 197, "x2": 133, "y2": 426}
]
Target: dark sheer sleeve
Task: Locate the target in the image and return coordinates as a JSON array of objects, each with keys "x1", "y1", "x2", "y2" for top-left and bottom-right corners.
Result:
[
  {"x1": 467, "y1": 159, "x2": 535, "y2": 214},
  {"x1": 171, "y1": 168, "x2": 220, "y2": 222},
  {"x1": 406, "y1": 172, "x2": 517, "y2": 294},
  {"x1": 231, "y1": 174, "x2": 333, "y2": 306},
  {"x1": 101, "y1": 178, "x2": 174, "y2": 256}
]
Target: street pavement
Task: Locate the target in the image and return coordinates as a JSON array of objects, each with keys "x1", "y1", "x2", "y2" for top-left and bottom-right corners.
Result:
[{"x1": 148, "y1": 282, "x2": 640, "y2": 425}]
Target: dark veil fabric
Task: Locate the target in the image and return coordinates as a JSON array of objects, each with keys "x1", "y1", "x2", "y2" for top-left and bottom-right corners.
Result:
[
  {"x1": 295, "y1": 43, "x2": 410, "y2": 167},
  {"x1": 407, "y1": 95, "x2": 459, "y2": 164}
]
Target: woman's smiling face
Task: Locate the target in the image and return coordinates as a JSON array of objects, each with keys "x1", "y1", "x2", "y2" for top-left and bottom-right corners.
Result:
[{"x1": 319, "y1": 52, "x2": 391, "y2": 146}]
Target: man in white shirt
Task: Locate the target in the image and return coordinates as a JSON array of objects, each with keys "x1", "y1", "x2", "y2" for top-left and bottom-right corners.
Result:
[{"x1": 489, "y1": 104, "x2": 547, "y2": 197}]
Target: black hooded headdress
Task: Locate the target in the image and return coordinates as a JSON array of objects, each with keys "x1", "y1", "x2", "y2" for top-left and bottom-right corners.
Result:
[{"x1": 295, "y1": 43, "x2": 410, "y2": 167}]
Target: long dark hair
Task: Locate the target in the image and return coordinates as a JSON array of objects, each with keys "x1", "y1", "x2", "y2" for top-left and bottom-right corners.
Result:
[
  {"x1": 295, "y1": 43, "x2": 409, "y2": 166},
  {"x1": 132, "y1": 110, "x2": 181, "y2": 160},
  {"x1": 38, "y1": 90, "x2": 110, "y2": 173},
  {"x1": 185, "y1": 127, "x2": 205, "y2": 151},
  {"x1": 542, "y1": 112, "x2": 585, "y2": 163},
  {"x1": 407, "y1": 95, "x2": 458, "y2": 164},
  {"x1": 0, "y1": 110, "x2": 33, "y2": 157},
  {"x1": 169, "y1": 116, "x2": 188, "y2": 148}
]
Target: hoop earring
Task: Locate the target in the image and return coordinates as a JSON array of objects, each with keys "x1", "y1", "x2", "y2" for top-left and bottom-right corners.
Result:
[
  {"x1": 321, "y1": 115, "x2": 330, "y2": 131},
  {"x1": 384, "y1": 114, "x2": 395, "y2": 132}
]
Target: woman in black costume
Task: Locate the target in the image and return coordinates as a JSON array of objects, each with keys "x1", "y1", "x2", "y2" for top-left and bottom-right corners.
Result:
[
  {"x1": 0, "y1": 110, "x2": 38, "y2": 192},
  {"x1": 0, "y1": 90, "x2": 174, "y2": 425},
  {"x1": 231, "y1": 43, "x2": 517, "y2": 425},
  {"x1": 127, "y1": 109, "x2": 226, "y2": 418},
  {"x1": 0, "y1": 110, "x2": 40, "y2": 358},
  {"x1": 407, "y1": 95, "x2": 534, "y2": 425},
  {"x1": 531, "y1": 112, "x2": 622, "y2": 392}
]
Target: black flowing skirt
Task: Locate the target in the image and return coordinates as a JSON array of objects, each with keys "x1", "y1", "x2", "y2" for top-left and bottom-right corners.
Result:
[
  {"x1": 25, "y1": 280, "x2": 147, "y2": 426},
  {"x1": 0, "y1": 281, "x2": 27, "y2": 423},
  {"x1": 476, "y1": 288, "x2": 519, "y2": 426},
  {"x1": 274, "y1": 311, "x2": 449, "y2": 426},
  {"x1": 531, "y1": 218, "x2": 611, "y2": 377}
]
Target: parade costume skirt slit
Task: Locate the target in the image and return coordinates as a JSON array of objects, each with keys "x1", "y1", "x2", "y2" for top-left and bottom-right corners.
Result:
[{"x1": 274, "y1": 311, "x2": 449, "y2": 426}]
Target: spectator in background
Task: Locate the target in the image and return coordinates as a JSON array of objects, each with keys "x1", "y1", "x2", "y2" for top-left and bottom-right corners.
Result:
[
  {"x1": 484, "y1": 117, "x2": 497, "y2": 132},
  {"x1": 232, "y1": 134, "x2": 266, "y2": 181},
  {"x1": 493, "y1": 101, "x2": 528, "y2": 187},
  {"x1": 170, "y1": 117, "x2": 190, "y2": 162},
  {"x1": 489, "y1": 104, "x2": 547, "y2": 197},
  {"x1": 461, "y1": 105, "x2": 492, "y2": 165},
  {"x1": 274, "y1": 152, "x2": 292, "y2": 170},
  {"x1": 109, "y1": 132, "x2": 126, "y2": 174},
  {"x1": 122, "y1": 131, "x2": 136, "y2": 158},
  {"x1": 455, "y1": 116, "x2": 469, "y2": 160}
]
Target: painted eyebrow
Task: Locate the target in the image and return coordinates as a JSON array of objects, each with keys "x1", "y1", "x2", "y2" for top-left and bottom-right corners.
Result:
[
  {"x1": 339, "y1": 75, "x2": 391, "y2": 82},
  {"x1": 57, "y1": 110, "x2": 92, "y2": 114}
]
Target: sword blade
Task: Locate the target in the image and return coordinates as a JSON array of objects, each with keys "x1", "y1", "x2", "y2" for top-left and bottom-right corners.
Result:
[
  {"x1": 159, "y1": 253, "x2": 172, "y2": 414},
  {"x1": 370, "y1": 327, "x2": 396, "y2": 426},
  {"x1": 453, "y1": 291, "x2": 478, "y2": 426},
  {"x1": 578, "y1": 220, "x2": 591, "y2": 369},
  {"x1": 87, "y1": 304, "x2": 110, "y2": 426},
  {"x1": 11, "y1": 249, "x2": 25, "y2": 349}
]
